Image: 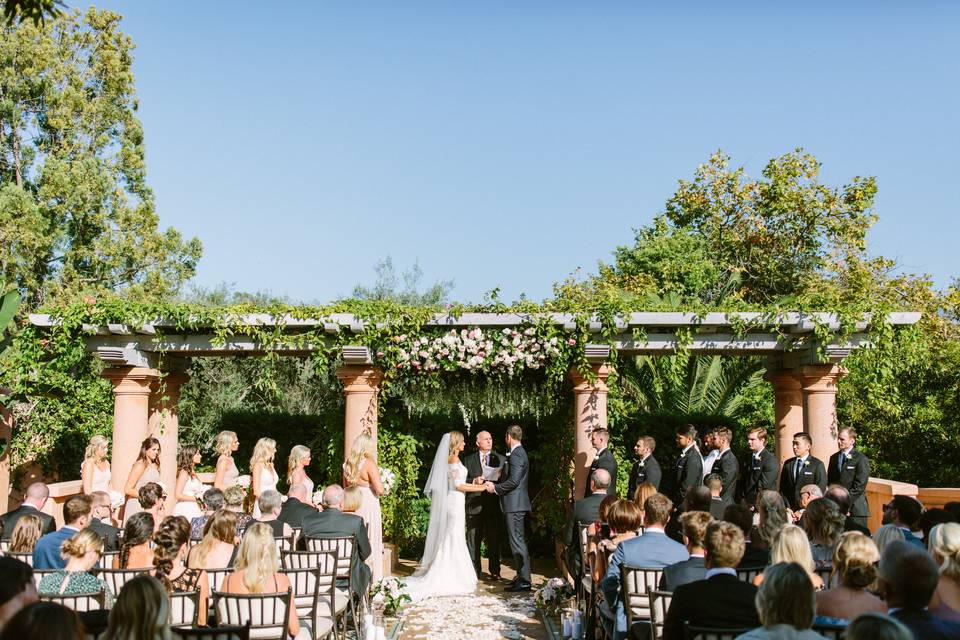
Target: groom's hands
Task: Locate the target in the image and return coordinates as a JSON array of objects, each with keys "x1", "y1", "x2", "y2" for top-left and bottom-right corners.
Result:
[
  {"x1": 473, "y1": 477, "x2": 485, "y2": 485},
  {"x1": 483, "y1": 481, "x2": 497, "y2": 493}
]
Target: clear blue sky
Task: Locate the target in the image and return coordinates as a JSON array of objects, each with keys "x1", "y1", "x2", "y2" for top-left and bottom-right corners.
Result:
[{"x1": 83, "y1": 1, "x2": 959, "y2": 303}]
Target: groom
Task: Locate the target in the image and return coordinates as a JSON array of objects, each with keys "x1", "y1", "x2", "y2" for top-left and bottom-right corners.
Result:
[{"x1": 485, "y1": 424, "x2": 532, "y2": 592}]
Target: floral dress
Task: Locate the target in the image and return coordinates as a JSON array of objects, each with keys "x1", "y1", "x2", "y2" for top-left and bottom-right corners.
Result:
[{"x1": 38, "y1": 570, "x2": 115, "y2": 606}]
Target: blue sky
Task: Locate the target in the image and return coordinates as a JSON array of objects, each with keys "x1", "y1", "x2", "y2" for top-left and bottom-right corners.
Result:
[{"x1": 83, "y1": 1, "x2": 958, "y2": 303}]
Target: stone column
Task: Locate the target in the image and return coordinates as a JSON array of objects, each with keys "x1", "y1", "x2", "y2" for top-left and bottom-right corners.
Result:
[
  {"x1": 801, "y1": 364, "x2": 847, "y2": 464},
  {"x1": 102, "y1": 367, "x2": 161, "y2": 494},
  {"x1": 336, "y1": 366, "x2": 384, "y2": 462},
  {"x1": 764, "y1": 370, "x2": 804, "y2": 465},
  {"x1": 0, "y1": 391, "x2": 12, "y2": 512},
  {"x1": 148, "y1": 373, "x2": 190, "y2": 494},
  {"x1": 569, "y1": 365, "x2": 610, "y2": 499}
]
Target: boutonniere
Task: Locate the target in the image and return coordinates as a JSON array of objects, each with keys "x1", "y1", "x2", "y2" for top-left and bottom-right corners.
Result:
[
  {"x1": 638, "y1": 461, "x2": 645, "y2": 468},
  {"x1": 506, "y1": 452, "x2": 511, "y2": 458},
  {"x1": 803, "y1": 460, "x2": 811, "y2": 467}
]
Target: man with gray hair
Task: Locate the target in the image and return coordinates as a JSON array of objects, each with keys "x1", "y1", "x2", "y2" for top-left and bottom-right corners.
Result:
[
  {"x1": 255, "y1": 490, "x2": 293, "y2": 539},
  {"x1": 565, "y1": 468, "x2": 611, "y2": 590},
  {"x1": 464, "y1": 430, "x2": 504, "y2": 579},
  {"x1": 300, "y1": 484, "x2": 372, "y2": 595},
  {"x1": 88, "y1": 491, "x2": 120, "y2": 551},
  {"x1": 279, "y1": 482, "x2": 316, "y2": 531},
  {"x1": 878, "y1": 540, "x2": 960, "y2": 638},
  {"x1": 1, "y1": 482, "x2": 55, "y2": 541}
]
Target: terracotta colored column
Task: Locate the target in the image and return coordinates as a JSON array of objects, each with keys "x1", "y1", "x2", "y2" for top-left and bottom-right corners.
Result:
[
  {"x1": 569, "y1": 365, "x2": 610, "y2": 500},
  {"x1": 336, "y1": 366, "x2": 384, "y2": 462},
  {"x1": 148, "y1": 373, "x2": 190, "y2": 493},
  {"x1": 765, "y1": 370, "x2": 804, "y2": 465},
  {"x1": 0, "y1": 391, "x2": 12, "y2": 512},
  {"x1": 102, "y1": 367, "x2": 161, "y2": 493},
  {"x1": 801, "y1": 364, "x2": 847, "y2": 464}
]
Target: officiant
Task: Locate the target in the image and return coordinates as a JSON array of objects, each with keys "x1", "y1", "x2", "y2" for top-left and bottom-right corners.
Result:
[{"x1": 465, "y1": 430, "x2": 504, "y2": 579}]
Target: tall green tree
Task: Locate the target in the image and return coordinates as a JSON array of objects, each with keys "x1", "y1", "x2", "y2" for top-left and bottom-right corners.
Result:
[{"x1": 0, "y1": 8, "x2": 201, "y2": 306}]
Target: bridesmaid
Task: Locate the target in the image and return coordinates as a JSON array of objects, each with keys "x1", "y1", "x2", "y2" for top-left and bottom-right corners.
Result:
[
  {"x1": 172, "y1": 445, "x2": 205, "y2": 520},
  {"x1": 213, "y1": 430, "x2": 240, "y2": 491},
  {"x1": 122, "y1": 437, "x2": 162, "y2": 524},
  {"x1": 344, "y1": 432, "x2": 384, "y2": 582},
  {"x1": 80, "y1": 435, "x2": 124, "y2": 515},
  {"x1": 250, "y1": 438, "x2": 279, "y2": 518},
  {"x1": 287, "y1": 445, "x2": 315, "y2": 505}
]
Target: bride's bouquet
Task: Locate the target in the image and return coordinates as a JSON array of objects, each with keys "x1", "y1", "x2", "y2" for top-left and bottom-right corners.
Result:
[
  {"x1": 534, "y1": 578, "x2": 575, "y2": 616},
  {"x1": 379, "y1": 467, "x2": 396, "y2": 495}
]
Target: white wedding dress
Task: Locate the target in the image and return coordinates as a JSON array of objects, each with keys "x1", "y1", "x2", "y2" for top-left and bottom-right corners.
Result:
[{"x1": 403, "y1": 440, "x2": 477, "y2": 602}]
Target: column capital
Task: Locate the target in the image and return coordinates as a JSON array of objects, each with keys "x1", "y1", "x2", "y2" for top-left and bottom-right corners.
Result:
[
  {"x1": 102, "y1": 366, "x2": 162, "y2": 395},
  {"x1": 764, "y1": 369, "x2": 803, "y2": 391},
  {"x1": 569, "y1": 364, "x2": 611, "y2": 393},
  {"x1": 800, "y1": 364, "x2": 848, "y2": 393},
  {"x1": 336, "y1": 365, "x2": 384, "y2": 393}
]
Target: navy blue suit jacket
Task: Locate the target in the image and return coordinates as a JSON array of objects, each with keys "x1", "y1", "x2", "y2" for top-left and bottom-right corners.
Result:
[{"x1": 33, "y1": 526, "x2": 79, "y2": 569}]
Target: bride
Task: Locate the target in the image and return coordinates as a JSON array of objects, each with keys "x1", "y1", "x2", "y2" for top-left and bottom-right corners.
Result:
[{"x1": 403, "y1": 431, "x2": 487, "y2": 602}]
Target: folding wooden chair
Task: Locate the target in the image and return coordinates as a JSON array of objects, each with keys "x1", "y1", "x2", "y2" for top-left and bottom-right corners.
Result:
[
  {"x1": 735, "y1": 565, "x2": 765, "y2": 584},
  {"x1": 6, "y1": 551, "x2": 34, "y2": 566},
  {"x1": 683, "y1": 623, "x2": 754, "y2": 640},
  {"x1": 172, "y1": 623, "x2": 251, "y2": 640},
  {"x1": 621, "y1": 565, "x2": 665, "y2": 640},
  {"x1": 170, "y1": 590, "x2": 201, "y2": 628},
  {"x1": 647, "y1": 589, "x2": 673, "y2": 640},
  {"x1": 281, "y1": 554, "x2": 338, "y2": 639},
  {"x1": 95, "y1": 568, "x2": 145, "y2": 596},
  {"x1": 213, "y1": 589, "x2": 292, "y2": 640},
  {"x1": 39, "y1": 587, "x2": 108, "y2": 611},
  {"x1": 273, "y1": 533, "x2": 295, "y2": 554},
  {"x1": 303, "y1": 535, "x2": 364, "y2": 640}
]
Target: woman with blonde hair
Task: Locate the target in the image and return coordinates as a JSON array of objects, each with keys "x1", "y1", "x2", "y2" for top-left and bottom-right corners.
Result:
[
  {"x1": 249, "y1": 438, "x2": 278, "y2": 519},
  {"x1": 631, "y1": 482, "x2": 656, "y2": 525},
  {"x1": 38, "y1": 529, "x2": 113, "y2": 604},
  {"x1": 171, "y1": 445, "x2": 205, "y2": 520},
  {"x1": 213, "y1": 430, "x2": 240, "y2": 491},
  {"x1": 81, "y1": 435, "x2": 123, "y2": 513},
  {"x1": 100, "y1": 574, "x2": 173, "y2": 640},
  {"x1": 928, "y1": 522, "x2": 960, "y2": 622},
  {"x1": 737, "y1": 562, "x2": 827, "y2": 639},
  {"x1": 187, "y1": 510, "x2": 238, "y2": 570},
  {"x1": 9, "y1": 514, "x2": 43, "y2": 554},
  {"x1": 222, "y1": 522, "x2": 300, "y2": 638},
  {"x1": 754, "y1": 524, "x2": 824, "y2": 590},
  {"x1": 815, "y1": 532, "x2": 885, "y2": 625},
  {"x1": 343, "y1": 431, "x2": 386, "y2": 582},
  {"x1": 342, "y1": 485, "x2": 363, "y2": 513},
  {"x1": 122, "y1": 437, "x2": 161, "y2": 524},
  {"x1": 801, "y1": 498, "x2": 845, "y2": 569},
  {"x1": 287, "y1": 445, "x2": 314, "y2": 504}
]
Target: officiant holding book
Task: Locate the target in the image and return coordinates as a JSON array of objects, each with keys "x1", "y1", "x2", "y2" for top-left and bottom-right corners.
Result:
[{"x1": 465, "y1": 430, "x2": 504, "y2": 579}]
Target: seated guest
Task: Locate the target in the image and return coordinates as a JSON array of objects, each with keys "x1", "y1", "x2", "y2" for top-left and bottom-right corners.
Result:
[
  {"x1": 300, "y1": 484, "x2": 371, "y2": 596},
  {"x1": 919, "y1": 508, "x2": 958, "y2": 544},
  {"x1": 881, "y1": 495, "x2": 924, "y2": 548},
  {"x1": 88, "y1": 491, "x2": 121, "y2": 552},
  {"x1": 0, "y1": 483, "x2": 55, "y2": 541},
  {"x1": 945, "y1": 502, "x2": 960, "y2": 520},
  {"x1": 666, "y1": 485, "x2": 712, "y2": 542},
  {"x1": 0, "y1": 601, "x2": 83, "y2": 640},
  {"x1": 585, "y1": 495, "x2": 620, "y2": 583},
  {"x1": 662, "y1": 521, "x2": 760, "y2": 639},
  {"x1": 565, "y1": 469, "x2": 612, "y2": 586},
  {"x1": 115, "y1": 512, "x2": 155, "y2": 569},
  {"x1": 737, "y1": 562, "x2": 827, "y2": 639},
  {"x1": 223, "y1": 485, "x2": 254, "y2": 535},
  {"x1": 845, "y1": 613, "x2": 913, "y2": 640},
  {"x1": 791, "y1": 484, "x2": 823, "y2": 523},
  {"x1": 873, "y1": 523, "x2": 905, "y2": 555},
  {"x1": 928, "y1": 522, "x2": 960, "y2": 623},
  {"x1": 704, "y1": 474, "x2": 726, "y2": 519},
  {"x1": 100, "y1": 575, "x2": 172, "y2": 640},
  {"x1": 754, "y1": 491, "x2": 789, "y2": 551},
  {"x1": 601, "y1": 493, "x2": 688, "y2": 640},
  {"x1": 815, "y1": 532, "x2": 884, "y2": 624},
  {"x1": 279, "y1": 483, "x2": 317, "y2": 530},
  {"x1": 632, "y1": 482, "x2": 657, "y2": 522},
  {"x1": 223, "y1": 523, "x2": 301, "y2": 639},
  {"x1": 33, "y1": 495, "x2": 92, "y2": 569},
  {"x1": 8, "y1": 514, "x2": 42, "y2": 554},
  {"x1": 591, "y1": 499, "x2": 643, "y2": 584},
  {"x1": 755, "y1": 524, "x2": 823, "y2": 590},
  {"x1": 187, "y1": 510, "x2": 238, "y2": 570},
  {"x1": 0, "y1": 558, "x2": 37, "y2": 632},
  {"x1": 824, "y1": 484, "x2": 870, "y2": 535},
  {"x1": 137, "y1": 483, "x2": 166, "y2": 531},
  {"x1": 877, "y1": 540, "x2": 960, "y2": 639},
  {"x1": 190, "y1": 487, "x2": 224, "y2": 540},
  {"x1": 724, "y1": 503, "x2": 770, "y2": 568},
  {"x1": 660, "y1": 511, "x2": 712, "y2": 590},
  {"x1": 801, "y1": 498, "x2": 844, "y2": 569},
  {"x1": 255, "y1": 490, "x2": 294, "y2": 538},
  {"x1": 149, "y1": 516, "x2": 209, "y2": 626},
  {"x1": 37, "y1": 529, "x2": 113, "y2": 604}
]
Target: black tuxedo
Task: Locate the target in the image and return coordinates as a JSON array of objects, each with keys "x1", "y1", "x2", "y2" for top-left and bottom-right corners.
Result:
[
  {"x1": 494, "y1": 445, "x2": 531, "y2": 583},
  {"x1": 564, "y1": 492, "x2": 606, "y2": 588},
  {"x1": 464, "y1": 449, "x2": 504, "y2": 576},
  {"x1": 738, "y1": 543, "x2": 770, "y2": 569},
  {"x1": 827, "y1": 447, "x2": 871, "y2": 526},
  {"x1": 586, "y1": 448, "x2": 618, "y2": 498},
  {"x1": 891, "y1": 607, "x2": 960, "y2": 639},
  {"x1": 673, "y1": 446, "x2": 703, "y2": 505},
  {"x1": 778, "y1": 454, "x2": 827, "y2": 510},
  {"x1": 738, "y1": 449, "x2": 778, "y2": 506},
  {"x1": 277, "y1": 497, "x2": 316, "y2": 531},
  {"x1": 0, "y1": 504, "x2": 55, "y2": 541},
  {"x1": 662, "y1": 573, "x2": 760, "y2": 640},
  {"x1": 713, "y1": 449, "x2": 739, "y2": 505},
  {"x1": 299, "y1": 507, "x2": 372, "y2": 595},
  {"x1": 89, "y1": 518, "x2": 120, "y2": 552},
  {"x1": 627, "y1": 455, "x2": 661, "y2": 497},
  {"x1": 659, "y1": 555, "x2": 706, "y2": 591}
]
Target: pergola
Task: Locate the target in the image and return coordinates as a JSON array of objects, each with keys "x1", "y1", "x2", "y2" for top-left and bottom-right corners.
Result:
[{"x1": 29, "y1": 311, "x2": 921, "y2": 497}]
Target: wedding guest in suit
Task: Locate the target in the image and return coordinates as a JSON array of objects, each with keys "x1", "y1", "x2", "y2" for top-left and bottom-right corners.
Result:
[
  {"x1": 881, "y1": 496, "x2": 925, "y2": 548},
  {"x1": 927, "y1": 523, "x2": 960, "y2": 622},
  {"x1": 824, "y1": 484, "x2": 870, "y2": 534},
  {"x1": 878, "y1": 541, "x2": 960, "y2": 639},
  {"x1": 300, "y1": 484, "x2": 372, "y2": 596},
  {"x1": 464, "y1": 430, "x2": 504, "y2": 579},
  {"x1": 586, "y1": 428, "x2": 617, "y2": 498},
  {"x1": 779, "y1": 432, "x2": 827, "y2": 511},
  {"x1": 601, "y1": 493, "x2": 688, "y2": 640},
  {"x1": 88, "y1": 491, "x2": 120, "y2": 552},
  {"x1": 278, "y1": 483, "x2": 316, "y2": 531},
  {"x1": 705, "y1": 474, "x2": 726, "y2": 518},
  {"x1": 591, "y1": 499, "x2": 642, "y2": 584},
  {"x1": 662, "y1": 521, "x2": 760, "y2": 639},
  {"x1": 700, "y1": 428, "x2": 720, "y2": 478},
  {"x1": 666, "y1": 485, "x2": 712, "y2": 543},
  {"x1": 0, "y1": 483, "x2": 55, "y2": 541},
  {"x1": 660, "y1": 511, "x2": 712, "y2": 590},
  {"x1": 844, "y1": 613, "x2": 912, "y2": 640},
  {"x1": 673, "y1": 424, "x2": 703, "y2": 506},
  {"x1": 815, "y1": 532, "x2": 884, "y2": 624},
  {"x1": 33, "y1": 495, "x2": 93, "y2": 570},
  {"x1": 565, "y1": 469, "x2": 610, "y2": 589},
  {"x1": 740, "y1": 427, "x2": 778, "y2": 507},
  {"x1": 627, "y1": 436, "x2": 661, "y2": 497},
  {"x1": 738, "y1": 562, "x2": 827, "y2": 640},
  {"x1": 712, "y1": 427, "x2": 739, "y2": 506},
  {"x1": 723, "y1": 503, "x2": 770, "y2": 568},
  {"x1": 827, "y1": 428, "x2": 871, "y2": 528}
]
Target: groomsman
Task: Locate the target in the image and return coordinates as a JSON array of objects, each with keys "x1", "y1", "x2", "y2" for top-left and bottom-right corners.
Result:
[
  {"x1": 673, "y1": 424, "x2": 703, "y2": 505},
  {"x1": 465, "y1": 430, "x2": 504, "y2": 579},
  {"x1": 700, "y1": 429, "x2": 720, "y2": 478},
  {"x1": 779, "y1": 432, "x2": 827, "y2": 511},
  {"x1": 739, "y1": 427, "x2": 778, "y2": 507},
  {"x1": 712, "y1": 427, "x2": 739, "y2": 506},
  {"x1": 627, "y1": 435, "x2": 661, "y2": 498},
  {"x1": 828, "y1": 427, "x2": 871, "y2": 528},
  {"x1": 585, "y1": 428, "x2": 617, "y2": 498}
]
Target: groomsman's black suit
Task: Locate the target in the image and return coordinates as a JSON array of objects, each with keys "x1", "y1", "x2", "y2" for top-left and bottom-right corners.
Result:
[
  {"x1": 89, "y1": 518, "x2": 121, "y2": 552},
  {"x1": 0, "y1": 504, "x2": 55, "y2": 541},
  {"x1": 738, "y1": 448, "x2": 778, "y2": 506},
  {"x1": 493, "y1": 444, "x2": 532, "y2": 585},
  {"x1": 278, "y1": 496, "x2": 317, "y2": 531},
  {"x1": 464, "y1": 449, "x2": 504, "y2": 577},
  {"x1": 585, "y1": 447, "x2": 618, "y2": 498},
  {"x1": 673, "y1": 446, "x2": 703, "y2": 506},
  {"x1": 299, "y1": 507, "x2": 372, "y2": 595},
  {"x1": 827, "y1": 447, "x2": 871, "y2": 527},
  {"x1": 779, "y1": 454, "x2": 827, "y2": 511},
  {"x1": 564, "y1": 491, "x2": 606, "y2": 591},
  {"x1": 627, "y1": 454, "x2": 661, "y2": 497},
  {"x1": 713, "y1": 449, "x2": 739, "y2": 505}
]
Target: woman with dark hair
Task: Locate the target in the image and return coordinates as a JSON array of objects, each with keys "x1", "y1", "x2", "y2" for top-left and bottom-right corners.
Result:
[
  {"x1": 755, "y1": 491, "x2": 789, "y2": 551},
  {"x1": 123, "y1": 437, "x2": 161, "y2": 524},
  {"x1": 149, "y1": 516, "x2": 208, "y2": 626},
  {"x1": 8, "y1": 514, "x2": 42, "y2": 554},
  {"x1": 0, "y1": 557, "x2": 37, "y2": 632},
  {"x1": 171, "y1": 446, "x2": 205, "y2": 520},
  {"x1": 801, "y1": 498, "x2": 845, "y2": 570},
  {"x1": 187, "y1": 510, "x2": 238, "y2": 570},
  {"x1": 115, "y1": 512, "x2": 155, "y2": 569},
  {"x1": 101, "y1": 575, "x2": 172, "y2": 640},
  {"x1": 592, "y1": 499, "x2": 643, "y2": 583},
  {"x1": 0, "y1": 601, "x2": 83, "y2": 640}
]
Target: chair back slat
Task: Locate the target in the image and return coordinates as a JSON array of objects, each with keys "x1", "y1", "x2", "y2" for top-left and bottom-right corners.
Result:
[
  {"x1": 304, "y1": 536, "x2": 355, "y2": 583},
  {"x1": 95, "y1": 568, "x2": 146, "y2": 595},
  {"x1": 39, "y1": 588, "x2": 107, "y2": 612},
  {"x1": 32, "y1": 568, "x2": 57, "y2": 589},
  {"x1": 7, "y1": 551, "x2": 34, "y2": 566},
  {"x1": 683, "y1": 623, "x2": 754, "y2": 640},
  {"x1": 213, "y1": 590, "x2": 291, "y2": 640},
  {"x1": 273, "y1": 534, "x2": 295, "y2": 554},
  {"x1": 172, "y1": 623, "x2": 251, "y2": 640},
  {"x1": 621, "y1": 565, "x2": 665, "y2": 624},
  {"x1": 735, "y1": 565, "x2": 765, "y2": 583},
  {"x1": 0, "y1": 540, "x2": 10, "y2": 552},
  {"x1": 170, "y1": 590, "x2": 200, "y2": 627},
  {"x1": 647, "y1": 589, "x2": 673, "y2": 640},
  {"x1": 812, "y1": 623, "x2": 846, "y2": 640},
  {"x1": 205, "y1": 568, "x2": 233, "y2": 594}
]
